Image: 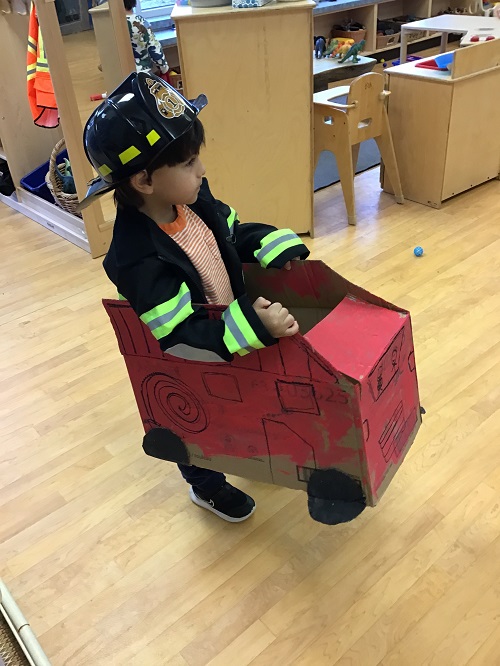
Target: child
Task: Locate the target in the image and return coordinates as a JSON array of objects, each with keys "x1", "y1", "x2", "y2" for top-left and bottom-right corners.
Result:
[
  {"x1": 124, "y1": 0, "x2": 169, "y2": 77},
  {"x1": 79, "y1": 72, "x2": 309, "y2": 522}
]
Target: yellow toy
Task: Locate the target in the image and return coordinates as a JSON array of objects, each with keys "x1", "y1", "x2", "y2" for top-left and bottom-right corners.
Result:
[
  {"x1": 329, "y1": 37, "x2": 354, "y2": 58},
  {"x1": 336, "y1": 42, "x2": 353, "y2": 59}
]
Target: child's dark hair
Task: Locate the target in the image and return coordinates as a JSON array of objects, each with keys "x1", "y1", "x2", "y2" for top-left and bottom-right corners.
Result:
[
  {"x1": 114, "y1": 117, "x2": 205, "y2": 209},
  {"x1": 123, "y1": 0, "x2": 137, "y2": 10}
]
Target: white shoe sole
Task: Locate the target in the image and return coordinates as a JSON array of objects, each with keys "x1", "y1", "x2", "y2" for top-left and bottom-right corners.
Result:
[{"x1": 189, "y1": 487, "x2": 256, "y2": 523}]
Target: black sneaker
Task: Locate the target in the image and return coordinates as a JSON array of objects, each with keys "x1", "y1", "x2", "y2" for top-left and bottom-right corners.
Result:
[{"x1": 189, "y1": 482, "x2": 256, "y2": 522}]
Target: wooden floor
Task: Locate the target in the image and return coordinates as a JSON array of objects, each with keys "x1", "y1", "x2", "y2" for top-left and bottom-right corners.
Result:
[
  {"x1": 2, "y1": 166, "x2": 500, "y2": 665},
  {"x1": 3, "y1": 26, "x2": 500, "y2": 662}
]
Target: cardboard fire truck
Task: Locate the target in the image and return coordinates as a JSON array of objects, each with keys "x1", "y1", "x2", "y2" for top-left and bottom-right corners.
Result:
[{"x1": 104, "y1": 261, "x2": 422, "y2": 524}]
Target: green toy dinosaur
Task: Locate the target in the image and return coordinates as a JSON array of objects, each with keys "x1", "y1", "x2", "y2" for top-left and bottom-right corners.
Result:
[
  {"x1": 338, "y1": 39, "x2": 366, "y2": 65},
  {"x1": 55, "y1": 158, "x2": 77, "y2": 194},
  {"x1": 323, "y1": 38, "x2": 339, "y2": 58}
]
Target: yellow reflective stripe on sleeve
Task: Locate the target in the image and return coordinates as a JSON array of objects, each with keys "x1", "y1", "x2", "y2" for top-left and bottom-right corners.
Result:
[
  {"x1": 140, "y1": 283, "x2": 194, "y2": 340},
  {"x1": 222, "y1": 299, "x2": 265, "y2": 356},
  {"x1": 226, "y1": 207, "x2": 238, "y2": 233},
  {"x1": 254, "y1": 229, "x2": 303, "y2": 267}
]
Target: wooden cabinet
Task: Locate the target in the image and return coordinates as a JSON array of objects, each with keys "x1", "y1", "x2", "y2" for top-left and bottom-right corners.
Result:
[
  {"x1": 383, "y1": 39, "x2": 500, "y2": 208},
  {"x1": 173, "y1": 1, "x2": 315, "y2": 235}
]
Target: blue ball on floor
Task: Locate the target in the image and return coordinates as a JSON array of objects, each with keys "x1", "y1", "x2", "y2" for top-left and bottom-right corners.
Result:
[{"x1": 414, "y1": 246, "x2": 424, "y2": 257}]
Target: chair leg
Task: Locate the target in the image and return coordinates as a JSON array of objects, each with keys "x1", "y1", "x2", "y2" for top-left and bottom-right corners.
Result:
[
  {"x1": 375, "y1": 113, "x2": 404, "y2": 204},
  {"x1": 352, "y1": 144, "x2": 361, "y2": 172},
  {"x1": 336, "y1": 131, "x2": 356, "y2": 225}
]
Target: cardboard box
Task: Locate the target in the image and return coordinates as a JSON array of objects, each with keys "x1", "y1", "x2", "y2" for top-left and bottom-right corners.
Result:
[{"x1": 104, "y1": 260, "x2": 421, "y2": 523}]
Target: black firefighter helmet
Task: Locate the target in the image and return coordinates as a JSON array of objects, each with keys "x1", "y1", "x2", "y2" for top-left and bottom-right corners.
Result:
[{"x1": 79, "y1": 72, "x2": 207, "y2": 210}]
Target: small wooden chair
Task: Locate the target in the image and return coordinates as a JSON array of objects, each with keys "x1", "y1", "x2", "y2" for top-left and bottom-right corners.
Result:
[{"x1": 313, "y1": 72, "x2": 404, "y2": 226}]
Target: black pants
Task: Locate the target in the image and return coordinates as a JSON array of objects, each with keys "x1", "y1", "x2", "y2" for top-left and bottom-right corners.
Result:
[{"x1": 178, "y1": 464, "x2": 226, "y2": 496}]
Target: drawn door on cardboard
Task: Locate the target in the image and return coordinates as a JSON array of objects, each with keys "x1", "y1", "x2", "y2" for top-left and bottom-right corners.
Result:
[{"x1": 262, "y1": 419, "x2": 317, "y2": 485}]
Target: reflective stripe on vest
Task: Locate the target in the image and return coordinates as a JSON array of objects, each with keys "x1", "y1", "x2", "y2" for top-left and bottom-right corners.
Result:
[
  {"x1": 140, "y1": 283, "x2": 194, "y2": 340},
  {"x1": 27, "y1": 2, "x2": 58, "y2": 127},
  {"x1": 222, "y1": 299, "x2": 265, "y2": 356},
  {"x1": 254, "y1": 229, "x2": 303, "y2": 268}
]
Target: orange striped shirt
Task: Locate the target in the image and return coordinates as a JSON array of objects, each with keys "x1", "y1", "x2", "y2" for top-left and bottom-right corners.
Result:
[{"x1": 159, "y1": 205, "x2": 235, "y2": 305}]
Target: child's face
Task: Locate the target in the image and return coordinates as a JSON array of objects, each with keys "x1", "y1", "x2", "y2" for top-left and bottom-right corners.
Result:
[{"x1": 149, "y1": 153, "x2": 206, "y2": 206}]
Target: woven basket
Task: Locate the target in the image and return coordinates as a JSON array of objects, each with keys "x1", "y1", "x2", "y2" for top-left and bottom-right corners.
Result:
[
  {"x1": 330, "y1": 28, "x2": 366, "y2": 44},
  {"x1": 45, "y1": 138, "x2": 82, "y2": 218}
]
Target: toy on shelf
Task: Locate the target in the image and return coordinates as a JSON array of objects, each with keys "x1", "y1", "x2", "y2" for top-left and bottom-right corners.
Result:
[
  {"x1": 338, "y1": 39, "x2": 366, "y2": 64},
  {"x1": 331, "y1": 38, "x2": 355, "y2": 58},
  {"x1": 387, "y1": 55, "x2": 423, "y2": 68},
  {"x1": 55, "y1": 158, "x2": 76, "y2": 194},
  {"x1": 415, "y1": 51, "x2": 454, "y2": 71},
  {"x1": 314, "y1": 35, "x2": 327, "y2": 58},
  {"x1": 323, "y1": 38, "x2": 340, "y2": 57},
  {"x1": 314, "y1": 36, "x2": 355, "y2": 60},
  {"x1": 333, "y1": 41, "x2": 354, "y2": 59},
  {"x1": 336, "y1": 43, "x2": 351, "y2": 59}
]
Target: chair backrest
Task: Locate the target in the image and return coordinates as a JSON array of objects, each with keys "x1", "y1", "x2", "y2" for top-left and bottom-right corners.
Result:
[{"x1": 346, "y1": 72, "x2": 386, "y2": 143}]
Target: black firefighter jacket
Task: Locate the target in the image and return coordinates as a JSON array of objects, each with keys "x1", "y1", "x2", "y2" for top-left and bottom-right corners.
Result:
[{"x1": 103, "y1": 178, "x2": 310, "y2": 362}]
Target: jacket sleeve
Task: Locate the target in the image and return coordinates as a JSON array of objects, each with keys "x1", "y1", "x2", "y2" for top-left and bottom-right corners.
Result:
[
  {"x1": 214, "y1": 198, "x2": 310, "y2": 268},
  {"x1": 142, "y1": 17, "x2": 169, "y2": 74},
  {"x1": 116, "y1": 257, "x2": 276, "y2": 362}
]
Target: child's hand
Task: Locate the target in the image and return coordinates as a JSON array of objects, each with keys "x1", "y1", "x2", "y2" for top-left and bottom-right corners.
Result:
[
  {"x1": 283, "y1": 258, "x2": 300, "y2": 270},
  {"x1": 494, "y1": 4, "x2": 500, "y2": 18},
  {"x1": 253, "y1": 297, "x2": 299, "y2": 338}
]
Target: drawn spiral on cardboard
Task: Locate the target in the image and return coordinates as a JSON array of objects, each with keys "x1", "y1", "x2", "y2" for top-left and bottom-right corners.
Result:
[{"x1": 141, "y1": 372, "x2": 208, "y2": 433}]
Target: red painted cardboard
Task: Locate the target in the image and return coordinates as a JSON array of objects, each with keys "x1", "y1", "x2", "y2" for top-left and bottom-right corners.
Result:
[{"x1": 103, "y1": 260, "x2": 421, "y2": 516}]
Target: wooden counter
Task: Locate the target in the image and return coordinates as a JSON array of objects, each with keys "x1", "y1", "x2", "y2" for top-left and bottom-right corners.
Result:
[
  {"x1": 384, "y1": 39, "x2": 500, "y2": 209},
  {"x1": 172, "y1": 1, "x2": 315, "y2": 234}
]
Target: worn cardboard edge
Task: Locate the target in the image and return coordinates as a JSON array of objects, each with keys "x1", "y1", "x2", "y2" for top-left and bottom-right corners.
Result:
[{"x1": 370, "y1": 413, "x2": 422, "y2": 506}]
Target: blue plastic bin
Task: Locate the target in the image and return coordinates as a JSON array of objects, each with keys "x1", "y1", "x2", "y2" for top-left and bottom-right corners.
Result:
[{"x1": 20, "y1": 149, "x2": 69, "y2": 203}]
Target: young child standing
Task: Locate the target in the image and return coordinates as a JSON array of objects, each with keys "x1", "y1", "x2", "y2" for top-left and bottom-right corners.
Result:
[{"x1": 79, "y1": 73, "x2": 309, "y2": 522}]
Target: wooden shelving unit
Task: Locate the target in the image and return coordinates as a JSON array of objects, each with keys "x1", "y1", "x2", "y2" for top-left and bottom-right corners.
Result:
[
  {"x1": 155, "y1": 0, "x2": 469, "y2": 67},
  {"x1": 0, "y1": 0, "x2": 134, "y2": 257}
]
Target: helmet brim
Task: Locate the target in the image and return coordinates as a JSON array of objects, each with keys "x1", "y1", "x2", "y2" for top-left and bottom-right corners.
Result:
[
  {"x1": 76, "y1": 175, "x2": 116, "y2": 212},
  {"x1": 191, "y1": 94, "x2": 208, "y2": 114}
]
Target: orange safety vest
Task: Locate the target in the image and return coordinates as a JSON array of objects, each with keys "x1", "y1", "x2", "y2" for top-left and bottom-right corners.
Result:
[{"x1": 27, "y1": 2, "x2": 58, "y2": 128}]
